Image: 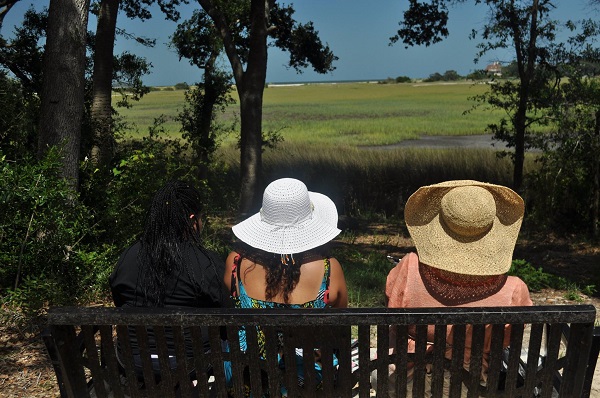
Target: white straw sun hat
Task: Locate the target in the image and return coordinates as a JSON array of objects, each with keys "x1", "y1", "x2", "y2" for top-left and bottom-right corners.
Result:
[
  {"x1": 404, "y1": 180, "x2": 524, "y2": 276},
  {"x1": 232, "y1": 178, "x2": 341, "y2": 254},
  {"x1": 308, "y1": 191, "x2": 338, "y2": 228}
]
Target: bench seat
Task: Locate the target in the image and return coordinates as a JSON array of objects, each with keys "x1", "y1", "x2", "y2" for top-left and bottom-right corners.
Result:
[{"x1": 43, "y1": 305, "x2": 599, "y2": 398}]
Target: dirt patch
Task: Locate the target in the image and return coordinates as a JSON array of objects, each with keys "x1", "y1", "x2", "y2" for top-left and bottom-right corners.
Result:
[{"x1": 0, "y1": 321, "x2": 59, "y2": 398}]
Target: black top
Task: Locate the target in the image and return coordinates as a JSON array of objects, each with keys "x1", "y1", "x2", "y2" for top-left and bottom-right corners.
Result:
[
  {"x1": 110, "y1": 241, "x2": 227, "y2": 309},
  {"x1": 109, "y1": 241, "x2": 228, "y2": 370}
]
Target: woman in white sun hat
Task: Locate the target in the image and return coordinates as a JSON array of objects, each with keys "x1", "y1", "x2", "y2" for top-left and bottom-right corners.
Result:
[
  {"x1": 379, "y1": 180, "x2": 533, "y2": 397},
  {"x1": 223, "y1": 178, "x2": 348, "y2": 395}
]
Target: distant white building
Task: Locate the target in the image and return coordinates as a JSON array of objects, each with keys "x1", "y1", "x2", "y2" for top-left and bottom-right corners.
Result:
[{"x1": 485, "y1": 62, "x2": 502, "y2": 76}]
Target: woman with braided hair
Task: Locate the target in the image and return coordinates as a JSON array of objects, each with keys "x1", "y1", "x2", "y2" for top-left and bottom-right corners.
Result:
[{"x1": 109, "y1": 180, "x2": 228, "y2": 377}]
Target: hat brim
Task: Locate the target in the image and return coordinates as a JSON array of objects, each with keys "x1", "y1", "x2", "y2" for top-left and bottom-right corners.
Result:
[
  {"x1": 404, "y1": 180, "x2": 524, "y2": 275},
  {"x1": 232, "y1": 210, "x2": 341, "y2": 254},
  {"x1": 308, "y1": 192, "x2": 338, "y2": 228}
]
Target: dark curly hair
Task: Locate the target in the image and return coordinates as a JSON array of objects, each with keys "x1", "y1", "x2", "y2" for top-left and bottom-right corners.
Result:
[{"x1": 235, "y1": 241, "x2": 332, "y2": 303}]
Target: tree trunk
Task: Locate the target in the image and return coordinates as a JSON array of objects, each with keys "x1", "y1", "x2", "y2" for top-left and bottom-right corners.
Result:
[
  {"x1": 238, "y1": 86, "x2": 264, "y2": 216},
  {"x1": 37, "y1": 0, "x2": 90, "y2": 189},
  {"x1": 90, "y1": 0, "x2": 119, "y2": 168},
  {"x1": 512, "y1": 0, "x2": 539, "y2": 193},
  {"x1": 196, "y1": 0, "x2": 271, "y2": 214},
  {"x1": 236, "y1": 0, "x2": 269, "y2": 215},
  {"x1": 197, "y1": 54, "x2": 218, "y2": 180},
  {"x1": 513, "y1": 100, "x2": 527, "y2": 192},
  {"x1": 593, "y1": 110, "x2": 600, "y2": 238}
]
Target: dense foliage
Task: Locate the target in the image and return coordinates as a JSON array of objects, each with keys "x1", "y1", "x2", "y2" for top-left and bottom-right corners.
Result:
[{"x1": 0, "y1": 150, "x2": 96, "y2": 316}]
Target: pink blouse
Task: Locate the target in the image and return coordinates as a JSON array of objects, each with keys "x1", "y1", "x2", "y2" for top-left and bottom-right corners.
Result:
[{"x1": 386, "y1": 252, "x2": 533, "y2": 375}]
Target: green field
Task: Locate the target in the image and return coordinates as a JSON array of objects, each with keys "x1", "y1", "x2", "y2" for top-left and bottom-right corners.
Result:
[
  {"x1": 116, "y1": 81, "x2": 532, "y2": 217},
  {"x1": 117, "y1": 82, "x2": 502, "y2": 146}
]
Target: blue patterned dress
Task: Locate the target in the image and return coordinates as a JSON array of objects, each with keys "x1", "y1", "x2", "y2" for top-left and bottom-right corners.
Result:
[{"x1": 225, "y1": 254, "x2": 337, "y2": 395}]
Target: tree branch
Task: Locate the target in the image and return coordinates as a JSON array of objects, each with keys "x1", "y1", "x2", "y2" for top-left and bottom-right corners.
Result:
[{"x1": 196, "y1": 0, "x2": 245, "y2": 85}]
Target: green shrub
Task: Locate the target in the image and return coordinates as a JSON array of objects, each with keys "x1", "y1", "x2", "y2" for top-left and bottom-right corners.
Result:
[
  {"x1": 0, "y1": 73, "x2": 39, "y2": 160},
  {"x1": 508, "y1": 259, "x2": 553, "y2": 292},
  {"x1": 395, "y1": 76, "x2": 412, "y2": 83},
  {"x1": 174, "y1": 82, "x2": 190, "y2": 90},
  {"x1": 0, "y1": 149, "x2": 96, "y2": 311},
  {"x1": 82, "y1": 116, "x2": 199, "y2": 247},
  {"x1": 81, "y1": 115, "x2": 237, "y2": 250},
  {"x1": 509, "y1": 259, "x2": 596, "y2": 298}
]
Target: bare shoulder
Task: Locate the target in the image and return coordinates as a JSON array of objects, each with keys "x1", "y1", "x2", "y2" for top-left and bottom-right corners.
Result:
[
  {"x1": 328, "y1": 257, "x2": 347, "y2": 282},
  {"x1": 328, "y1": 256, "x2": 343, "y2": 271},
  {"x1": 223, "y1": 251, "x2": 240, "y2": 289},
  {"x1": 226, "y1": 251, "x2": 239, "y2": 264},
  {"x1": 327, "y1": 257, "x2": 348, "y2": 307}
]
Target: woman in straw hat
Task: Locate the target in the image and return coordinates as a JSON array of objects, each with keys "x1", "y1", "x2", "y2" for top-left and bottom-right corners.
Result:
[
  {"x1": 379, "y1": 180, "x2": 532, "y2": 397},
  {"x1": 224, "y1": 178, "x2": 348, "y2": 395}
]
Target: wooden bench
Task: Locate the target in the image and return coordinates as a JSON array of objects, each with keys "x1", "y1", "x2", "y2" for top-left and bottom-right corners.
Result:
[{"x1": 43, "y1": 305, "x2": 599, "y2": 398}]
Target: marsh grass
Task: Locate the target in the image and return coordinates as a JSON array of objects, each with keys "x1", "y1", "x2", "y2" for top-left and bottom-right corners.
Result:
[
  {"x1": 219, "y1": 142, "x2": 537, "y2": 216},
  {"x1": 258, "y1": 82, "x2": 502, "y2": 145},
  {"x1": 117, "y1": 82, "x2": 502, "y2": 144},
  {"x1": 116, "y1": 90, "x2": 186, "y2": 137}
]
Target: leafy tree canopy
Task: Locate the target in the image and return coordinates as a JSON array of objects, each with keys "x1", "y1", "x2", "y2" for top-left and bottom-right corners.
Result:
[{"x1": 0, "y1": 7, "x2": 46, "y2": 94}]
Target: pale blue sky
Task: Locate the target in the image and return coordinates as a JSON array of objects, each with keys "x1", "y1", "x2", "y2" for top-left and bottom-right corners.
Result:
[{"x1": 2, "y1": 1, "x2": 596, "y2": 86}]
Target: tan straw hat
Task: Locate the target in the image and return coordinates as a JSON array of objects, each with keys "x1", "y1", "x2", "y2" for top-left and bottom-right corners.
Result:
[{"x1": 404, "y1": 180, "x2": 524, "y2": 276}]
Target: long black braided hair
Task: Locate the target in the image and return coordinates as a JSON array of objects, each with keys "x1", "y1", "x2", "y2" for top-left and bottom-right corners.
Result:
[{"x1": 136, "y1": 180, "x2": 220, "y2": 307}]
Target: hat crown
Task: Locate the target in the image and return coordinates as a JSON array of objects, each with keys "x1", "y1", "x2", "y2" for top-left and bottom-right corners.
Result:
[
  {"x1": 440, "y1": 186, "x2": 496, "y2": 238},
  {"x1": 404, "y1": 180, "x2": 524, "y2": 275},
  {"x1": 260, "y1": 178, "x2": 313, "y2": 226}
]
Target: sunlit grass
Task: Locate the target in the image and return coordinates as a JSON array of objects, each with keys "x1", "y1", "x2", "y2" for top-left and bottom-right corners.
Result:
[
  {"x1": 116, "y1": 90, "x2": 186, "y2": 137},
  {"x1": 117, "y1": 82, "x2": 503, "y2": 144},
  {"x1": 257, "y1": 82, "x2": 500, "y2": 145}
]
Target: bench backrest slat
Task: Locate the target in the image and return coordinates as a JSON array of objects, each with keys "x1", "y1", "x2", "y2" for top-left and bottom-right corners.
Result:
[
  {"x1": 584, "y1": 327, "x2": 600, "y2": 397},
  {"x1": 262, "y1": 326, "x2": 283, "y2": 397},
  {"x1": 429, "y1": 324, "x2": 445, "y2": 397},
  {"x1": 356, "y1": 324, "x2": 371, "y2": 397},
  {"x1": 207, "y1": 325, "x2": 228, "y2": 397},
  {"x1": 52, "y1": 325, "x2": 89, "y2": 397},
  {"x1": 43, "y1": 305, "x2": 597, "y2": 398},
  {"x1": 484, "y1": 323, "x2": 506, "y2": 397},
  {"x1": 560, "y1": 322, "x2": 596, "y2": 397},
  {"x1": 190, "y1": 326, "x2": 210, "y2": 394},
  {"x1": 172, "y1": 325, "x2": 194, "y2": 397},
  {"x1": 244, "y1": 325, "x2": 264, "y2": 398},
  {"x1": 540, "y1": 323, "x2": 563, "y2": 398},
  {"x1": 522, "y1": 323, "x2": 545, "y2": 396},
  {"x1": 449, "y1": 324, "x2": 466, "y2": 397}
]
